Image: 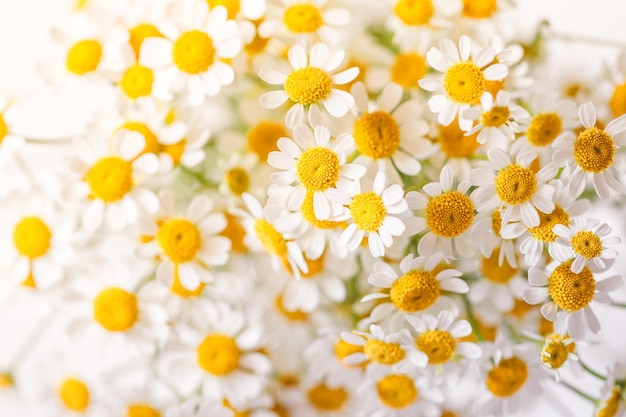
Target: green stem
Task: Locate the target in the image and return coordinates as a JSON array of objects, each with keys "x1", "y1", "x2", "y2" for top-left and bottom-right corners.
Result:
[
  {"x1": 560, "y1": 381, "x2": 598, "y2": 403},
  {"x1": 610, "y1": 303, "x2": 626, "y2": 309},
  {"x1": 579, "y1": 360, "x2": 607, "y2": 381},
  {"x1": 462, "y1": 294, "x2": 485, "y2": 342},
  {"x1": 179, "y1": 165, "x2": 218, "y2": 188}
]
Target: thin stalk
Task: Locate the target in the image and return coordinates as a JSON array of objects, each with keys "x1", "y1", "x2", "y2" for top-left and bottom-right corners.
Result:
[
  {"x1": 560, "y1": 381, "x2": 598, "y2": 403},
  {"x1": 579, "y1": 359, "x2": 607, "y2": 381}
]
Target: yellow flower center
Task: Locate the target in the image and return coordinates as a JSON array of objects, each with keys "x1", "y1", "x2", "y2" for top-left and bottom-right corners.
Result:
[
  {"x1": 283, "y1": 4, "x2": 323, "y2": 33},
  {"x1": 394, "y1": 0, "x2": 434, "y2": 25},
  {"x1": 462, "y1": 0, "x2": 497, "y2": 18},
  {"x1": 196, "y1": 333, "x2": 240, "y2": 376},
  {"x1": 481, "y1": 248, "x2": 518, "y2": 284},
  {"x1": 120, "y1": 65, "x2": 154, "y2": 99},
  {"x1": 335, "y1": 338, "x2": 364, "y2": 366},
  {"x1": 157, "y1": 218, "x2": 202, "y2": 264},
  {"x1": 162, "y1": 140, "x2": 186, "y2": 165},
  {"x1": 220, "y1": 212, "x2": 248, "y2": 253},
  {"x1": 363, "y1": 339, "x2": 406, "y2": 365},
  {"x1": 486, "y1": 357, "x2": 528, "y2": 397},
  {"x1": 495, "y1": 163, "x2": 537, "y2": 205},
  {"x1": 353, "y1": 111, "x2": 401, "y2": 159},
  {"x1": 597, "y1": 388, "x2": 622, "y2": 417},
  {"x1": 285, "y1": 67, "x2": 332, "y2": 105},
  {"x1": 441, "y1": 411, "x2": 459, "y2": 417},
  {"x1": 390, "y1": 270, "x2": 440, "y2": 312},
  {"x1": 349, "y1": 191, "x2": 386, "y2": 233},
  {"x1": 391, "y1": 53, "x2": 427, "y2": 87},
  {"x1": 549, "y1": 261, "x2": 596, "y2": 312},
  {"x1": 0, "y1": 113, "x2": 7, "y2": 143},
  {"x1": 574, "y1": 127, "x2": 615, "y2": 173},
  {"x1": 59, "y1": 377, "x2": 90, "y2": 412},
  {"x1": 127, "y1": 403, "x2": 161, "y2": 417},
  {"x1": 443, "y1": 62, "x2": 485, "y2": 105},
  {"x1": 121, "y1": 121, "x2": 160, "y2": 154},
  {"x1": 528, "y1": 205, "x2": 569, "y2": 243},
  {"x1": 417, "y1": 329, "x2": 456, "y2": 365},
  {"x1": 93, "y1": 287, "x2": 139, "y2": 332},
  {"x1": 301, "y1": 191, "x2": 346, "y2": 229},
  {"x1": 307, "y1": 384, "x2": 348, "y2": 411},
  {"x1": 0, "y1": 373, "x2": 13, "y2": 389},
  {"x1": 244, "y1": 25, "x2": 270, "y2": 56},
  {"x1": 541, "y1": 334, "x2": 570, "y2": 369},
  {"x1": 66, "y1": 39, "x2": 102, "y2": 75},
  {"x1": 225, "y1": 167, "x2": 250, "y2": 196},
  {"x1": 247, "y1": 121, "x2": 285, "y2": 161},
  {"x1": 426, "y1": 191, "x2": 475, "y2": 237},
  {"x1": 254, "y1": 218, "x2": 288, "y2": 257},
  {"x1": 438, "y1": 118, "x2": 480, "y2": 158},
  {"x1": 571, "y1": 230, "x2": 603, "y2": 260},
  {"x1": 376, "y1": 374, "x2": 418, "y2": 409},
  {"x1": 481, "y1": 105, "x2": 510, "y2": 128},
  {"x1": 491, "y1": 209, "x2": 502, "y2": 236},
  {"x1": 610, "y1": 82, "x2": 626, "y2": 117},
  {"x1": 296, "y1": 147, "x2": 341, "y2": 191},
  {"x1": 85, "y1": 156, "x2": 134, "y2": 203},
  {"x1": 527, "y1": 113, "x2": 563, "y2": 147},
  {"x1": 207, "y1": 0, "x2": 240, "y2": 19},
  {"x1": 129, "y1": 24, "x2": 163, "y2": 60},
  {"x1": 13, "y1": 216, "x2": 52, "y2": 259},
  {"x1": 171, "y1": 268, "x2": 206, "y2": 297},
  {"x1": 172, "y1": 30, "x2": 215, "y2": 74},
  {"x1": 275, "y1": 295, "x2": 308, "y2": 321}
]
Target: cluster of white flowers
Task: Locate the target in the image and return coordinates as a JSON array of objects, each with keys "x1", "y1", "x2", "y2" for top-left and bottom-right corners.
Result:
[{"x1": 2, "y1": 0, "x2": 626, "y2": 416}]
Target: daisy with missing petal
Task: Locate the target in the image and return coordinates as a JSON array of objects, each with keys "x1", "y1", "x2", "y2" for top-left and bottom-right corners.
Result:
[
  {"x1": 138, "y1": 191, "x2": 231, "y2": 291},
  {"x1": 268, "y1": 124, "x2": 365, "y2": 220},
  {"x1": 552, "y1": 102, "x2": 626, "y2": 199},
  {"x1": 339, "y1": 171, "x2": 408, "y2": 258},
  {"x1": 523, "y1": 261, "x2": 623, "y2": 341},
  {"x1": 419, "y1": 35, "x2": 508, "y2": 130},
  {"x1": 259, "y1": 42, "x2": 358, "y2": 128}
]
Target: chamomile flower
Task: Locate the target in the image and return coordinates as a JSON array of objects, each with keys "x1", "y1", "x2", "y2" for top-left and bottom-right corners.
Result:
[
  {"x1": 267, "y1": 123, "x2": 364, "y2": 220},
  {"x1": 470, "y1": 207, "x2": 518, "y2": 268},
  {"x1": 106, "y1": 376, "x2": 178, "y2": 417},
  {"x1": 259, "y1": 42, "x2": 358, "y2": 128},
  {"x1": 552, "y1": 102, "x2": 626, "y2": 199},
  {"x1": 339, "y1": 171, "x2": 408, "y2": 258},
  {"x1": 536, "y1": 332, "x2": 578, "y2": 382},
  {"x1": 139, "y1": 3, "x2": 242, "y2": 105},
  {"x1": 419, "y1": 35, "x2": 508, "y2": 130},
  {"x1": 138, "y1": 191, "x2": 231, "y2": 291},
  {"x1": 595, "y1": 362, "x2": 626, "y2": 417},
  {"x1": 430, "y1": 116, "x2": 482, "y2": 182},
  {"x1": 523, "y1": 261, "x2": 623, "y2": 341},
  {"x1": 278, "y1": 377, "x2": 359, "y2": 417}
]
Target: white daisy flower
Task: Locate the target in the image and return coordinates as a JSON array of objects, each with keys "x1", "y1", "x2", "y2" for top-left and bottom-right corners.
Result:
[
  {"x1": 267, "y1": 123, "x2": 365, "y2": 220},
  {"x1": 139, "y1": 3, "x2": 242, "y2": 105},
  {"x1": 137, "y1": 190, "x2": 231, "y2": 291},
  {"x1": 552, "y1": 102, "x2": 626, "y2": 199},
  {"x1": 430, "y1": 115, "x2": 483, "y2": 183},
  {"x1": 278, "y1": 377, "x2": 359, "y2": 417},
  {"x1": 523, "y1": 327, "x2": 580, "y2": 382},
  {"x1": 105, "y1": 375, "x2": 178, "y2": 417},
  {"x1": 210, "y1": 151, "x2": 269, "y2": 202},
  {"x1": 259, "y1": 42, "x2": 358, "y2": 128},
  {"x1": 419, "y1": 35, "x2": 509, "y2": 130},
  {"x1": 594, "y1": 362, "x2": 626, "y2": 417}
]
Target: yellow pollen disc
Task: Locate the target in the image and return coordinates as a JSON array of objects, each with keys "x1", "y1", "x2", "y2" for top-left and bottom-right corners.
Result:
[
  {"x1": 120, "y1": 65, "x2": 154, "y2": 99},
  {"x1": 121, "y1": 121, "x2": 160, "y2": 154},
  {"x1": 335, "y1": 338, "x2": 364, "y2": 365},
  {"x1": 549, "y1": 261, "x2": 596, "y2": 312},
  {"x1": 162, "y1": 140, "x2": 186, "y2": 165},
  {"x1": 376, "y1": 374, "x2": 418, "y2": 409},
  {"x1": 275, "y1": 295, "x2": 308, "y2": 321},
  {"x1": 283, "y1": 4, "x2": 323, "y2": 33},
  {"x1": 244, "y1": 20, "x2": 270, "y2": 56},
  {"x1": 541, "y1": 334, "x2": 570, "y2": 369},
  {"x1": 285, "y1": 67, "x2": 332, "y2": 105},
  {"x1": 254, "y1": 218, "x2": 288, "y2": 257},
  {"x1": 441, "y1": 411, "x2": 458, "y2": 417},
  {"x1": 225, "y1": 167, "x2": 250, "y2": 196},
  {"x1": 444, "y1": 62, "x2": 485, "y2": 105},
  {"x1": 157, "y1": 218, "x2": 202, "y2": 263},
  {"x1": 247, "y1": 121, "x2": 285, "y2": 161},
  {"x1": 462, "y1": 0, "x2": 497, "y2": 18},
  {"x1": 353, "y1": 111, "x2": 401, "y2": 159},
  {"x1": 207, "y1": 0, "x2": 240, "y2": 19},
  {"x1": 278, "y1": 373, "x2": 300, "y2": 387},
  {"x1": 426, "y1": 191, "x2": 475, "y2": 237},
  {"x1": 293, "y1": 252, "x2": 326, "y2": 278},
  {"x1": 349, "y1": 191, "x2": 386, "y2": 233},
  {"x1": 59, "y1": 377, "x2": 90, "y2": 412},
  {"x1": 481, "y1": 105, "x2": 510, "y2": 128},
  {"x1": 272, "y1": 403, "x2": 290, "y2": 417},
  {"x1": 171, "y1": 268, "x2": 205, "y2": 297},
  {"x1": 538, "y1": 315, "x2": 554, "y2": 336},
  {"x1": 93, "y1": 287, "x2": 138, "y2": 332},
  {"x1": 296, "y1": 147, "x2": 341, "y2": 191},
  {"x1": 0, "y1": 113, "x2": 7, "y2": 143},
  {"x1": 481, "y1": 249, "x2": 518, "y2": 284},
  {"x1": 220, "y1": 212, "x2": 248, "y2": 252},
  {"x1": 13, "y1": 216, "x2": 52, "y2": 259},
  {"x1": 363, "y1": 339, "x2": 406, "y2": 365},
  {"x1": 485, "y1": 79, "x2": 505, "y2": 97},
  {"x1": 494, "y1": 163, "x2": 537, "y2": 205},
  {"x1": 390, "y1": 270, "x2": 440, "y2": 312},
  {"x1": 85, "y1": 156, "x2": 133, "y2": 202},
  {"x1": 0, "y1": 373, "x2": 14, "y2": 389},
  {"x1": 527, "y1": 113, "x2": 563, "y2": 147},
  {"x1": 597, "y1": 387, "x2": 622, "y2": 417},
  {"x1": 528, "y1": 205, "x2": 569, "y2": 243},
  {"x1": 438, "y1": 119, "x2": 480, "y2": 158},
  {"x1": 394, "y1": 0, "x2": 434, "y2": 25},
  {"x1": 127, "y1": 403, "x2": 161, "y2": 417},
  {"x1": 196, "y1": 333, "x2": 240, "y2": 376},
  {"x1": 571, "y1": 230, "x2": 603, "y2": 260},
  {"x1": 509, "y1": 298, "x2": 534, "y2": 318},
  {"x1": 307, "y1": 384, "x2": 349, "y2": 411},
  {"x1": 574, "y1": 127, "x2": 615, "y2": 173},
  {"x1": 301, "y1": 191, "x2": 346, "y2": 230},
  {"x1": 21, "y1": 272, "x2": 37, "y2": 288},
  {"x1": 610, "y1": 82, "x2": 626, "y2": 117},
  {"x1": 417, "y1": 329, "x2": 456, "y2": 365},
  {"x1": 172, "y1": 30, "x2": 215, "y2": 74},
  {"x1": 491, "y1": 209, "x2": 502, "y2": 236},
  {"x1": 391, "y1": 53, "x2": 427, "y2": 87},
  {"x1": 129, "y1": 24, "x2": 163, "y2": 60},
  {"x1": 66, "y1": 39, "x2": 102, "y2": 75},
  {"x1": 486, "y1": 357, "x2": 528, "y2": 397}
]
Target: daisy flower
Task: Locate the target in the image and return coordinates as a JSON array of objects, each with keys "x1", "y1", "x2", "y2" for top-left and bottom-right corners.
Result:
[
  {"x1": 267, "y1": 123, "x2": 365, "y2": 220},
  {"x1": 595, "y1": 362, "x2": 626, "y2": 417},
  {"x1": 278, "y1": 377, "x2": 360, "y2": 417},
  {"x1": 339, "y1": 171, "x2": 408, "y2": 258},
  {"x1": 552, "y1": 102, "x2": 626, "y2": 199},
  {"x1": 607, "y1": 51, "x2": 626, "y2": 118},
  {"x1": 523, "y1": 260, "x2": 623, "y2": 341},
  {"x1": 105, "y1": 375, "x2": 178, "y2": 417},
  {"x1": 259, "y1": 42, "x2": 358, "y2": 128},
  {"x1": 418, "y1": 35, "x2": 508, "y2": 130},
  {"x1": 137, "y1": 190, "x2": 231, "y2": 291},
  {"x1": 139, "y1": 3, "x2": 242, "y2": 105},
  {"x1": 527, "y1": 329, "x2": 579, "y2": 382},
  {"x1": 470, "y1": 207, "x2": 517, "y2": 268},
  {"x1": 430, "y1": 115, "x2": 482, "y2": 183},
  {"x1": 208, "y1": 150, "x2": 270, "y2": 202}
]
